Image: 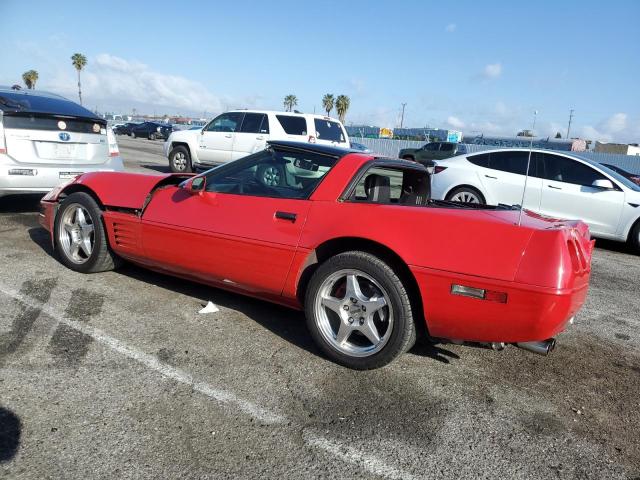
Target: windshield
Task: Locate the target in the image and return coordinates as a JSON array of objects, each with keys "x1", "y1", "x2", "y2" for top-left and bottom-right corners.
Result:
[{"x1": 597, "y1": 163, "x2": 640, "y2": 192}]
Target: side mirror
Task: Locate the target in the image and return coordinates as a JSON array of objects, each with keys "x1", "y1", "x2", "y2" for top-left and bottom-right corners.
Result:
[
  {"x1": 592, "y1": 179, "x2": 614, "y2": 190},
  {"x1": 181, "y1": 176, "x2": 206, "y2": 194}
]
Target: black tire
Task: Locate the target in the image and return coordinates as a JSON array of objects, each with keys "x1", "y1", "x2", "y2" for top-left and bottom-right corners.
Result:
[
  {"x1": 149, "y1": 133, "x2": 156, "y2": 140},
  {"x1": 304, "y1": 251, "x2": 416, "y2": 370},
  {"x1": 401, "y1": 155, "x2": 415, "y2": 162},
  {"x1": 169, "y1": 146, "x2": 192, "y2": 173},
  {"x1": 445, "y1": 186, "x2": 486, "y2": 204},
  {"x1": 53, "y1": 192, "x2": 122, "y2": 273},
  {"x1": 131, "y1": 131, "x2": 136, "y2": 138},
  {"x1": 629, "y1": 221, "x2": 640, "y2": 253},
  {"x1": 257, "y1": 163, "x2": 285, "y2": 186}
]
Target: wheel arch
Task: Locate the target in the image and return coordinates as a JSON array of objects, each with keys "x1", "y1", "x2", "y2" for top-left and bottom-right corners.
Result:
[
  {"x1": 296, "y1": 236, "x2": 428, "y2": 339},
  {"x1": 170, "y1": 141, "x2": 193, "y2": 159},
  {"x1": 445, "y1": 183, "x2": 487, "y2": 203},
  {"x1": 58, "y1": 184, "x2": 105, "y2": 210}
]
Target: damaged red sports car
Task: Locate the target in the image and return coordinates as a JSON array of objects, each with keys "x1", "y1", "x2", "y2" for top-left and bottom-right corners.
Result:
[{"x1": 39, "y1": 141, "x2": 593, "y2": 369}]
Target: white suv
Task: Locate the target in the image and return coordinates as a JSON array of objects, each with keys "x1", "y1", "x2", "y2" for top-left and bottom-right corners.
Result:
[
  {"x1": 0, "y1": 88, "x2": 123, "y2": 198},
  {"x1": 164, "y1": 110, "x2": 349, "y2": 172}
]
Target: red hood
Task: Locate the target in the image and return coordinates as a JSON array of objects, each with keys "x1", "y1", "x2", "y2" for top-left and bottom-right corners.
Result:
[{"x1": 46, "y1": 172, "x2": 193, "y2": 209}]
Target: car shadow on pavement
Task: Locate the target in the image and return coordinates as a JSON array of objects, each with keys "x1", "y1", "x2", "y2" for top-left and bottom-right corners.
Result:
[
  {"x1": 0, "y1": 194, "x2": 43, "y2": 213},
  {"x1": 594, "y1": 238, "x2": 636, "y2": 255},
  {"x1": 138, "y1": 164, "x2": 172, "y2": 174},
  {"x1": 0, "y1": 407, "x2": 21, "y2": 463}
]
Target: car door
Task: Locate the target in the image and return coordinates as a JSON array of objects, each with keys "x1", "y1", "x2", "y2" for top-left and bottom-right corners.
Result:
[
  {"x1": 140, "y1": 148, "x2": 337, "y2": 295},
  {"x1": 198, "y1": 112, "x2": 244, "y2": 164},
  {"x1": 230, "y1": 113, "x2": 269, "y2": 161},
  {"x1": 538, "y1": 153, "x2": 625, "y2": 235}
]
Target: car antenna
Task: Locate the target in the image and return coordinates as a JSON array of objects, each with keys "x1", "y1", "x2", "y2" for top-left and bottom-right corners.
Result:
[{"x1": 517, "y1": 110, "x2": 537, "y2": 226}]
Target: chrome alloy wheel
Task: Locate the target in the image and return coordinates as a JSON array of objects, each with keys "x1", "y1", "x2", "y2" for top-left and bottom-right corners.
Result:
[
  {"x1": 450, "y1": 190, "x2": 480, "y2": 203},
  {"x1": 262, "y1": 166, "x2": 281, "y2": 186},
  {"x1": 58, "y1": 203, "x2": 95, "y2": 264},
  {"x1": 172, "y1": 151, "x2": 188, "y2": 171},
  {"x1": 314, "y1": 269, "x2": 394, "y2": 357}
]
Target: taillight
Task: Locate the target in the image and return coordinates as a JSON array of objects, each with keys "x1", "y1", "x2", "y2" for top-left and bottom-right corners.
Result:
[
  {"x1": 107, "y1": 128, "x2": 119, "y2": 157},
  {"x1": 434, "y1": 166, "x2": 448, "y2": 174}
]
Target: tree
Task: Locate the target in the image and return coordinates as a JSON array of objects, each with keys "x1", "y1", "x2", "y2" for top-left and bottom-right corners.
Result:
[
  {"x1": 22, "y1": 70, "x2": 38, "y2": 89},
  {"x1": 335, "y1": 95, "x2": 350, "y2": 124},
  {"x1": 71, "y1": 53, "x2": 88, "y2": 105},
  {"x1": 555, "y1": 132, "x2": 562, "y2": 139},
  {"x1": 283, "y1": 94, "x2": 298, "y2": 112},
  {"x1": 322, "y1": 94, "x2": 335, "y2": 116}
]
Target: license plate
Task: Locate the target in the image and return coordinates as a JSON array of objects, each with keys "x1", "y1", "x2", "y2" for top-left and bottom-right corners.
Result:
[
  {"x1": 53, "y1": 143, "x2": 77, "y2": 159},
  {"x1": 59, "y1": 172, "x2": 84, "y2": 179}
]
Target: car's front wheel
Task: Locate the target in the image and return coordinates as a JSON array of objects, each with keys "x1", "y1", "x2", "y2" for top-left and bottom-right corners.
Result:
[
  {"x1": 305, "y1": 251, "x2": 416, "y2": 369},
  {"x1": 54, "y1": 192, "x2": 122, "y2": 273},
  {"x1": 149, "y1": 133, "x2": 156, "y2": 141},
  {"x1": 169, "y1": 146, "x2": 192, "y2": 173},
  {"x1": 629, "y1": 220, "x2": 640, "y2": 253},
  {"x1": 131, "y1": 131, "x2": 136, "y2": 138},
  {"x1": 446, "y1": 186, "x2": 486, "y2": 204}
]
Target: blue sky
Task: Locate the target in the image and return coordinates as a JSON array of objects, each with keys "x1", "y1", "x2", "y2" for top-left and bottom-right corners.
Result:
[{"x1": 1, "y1": 0, "x2": 639, "y2": 142}]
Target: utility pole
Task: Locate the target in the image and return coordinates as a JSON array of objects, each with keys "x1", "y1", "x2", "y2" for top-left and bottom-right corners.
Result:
[
  {"x1": 566, "y1": 109, "x2": 574, "y2": 139},
  {"x1": 400, "y1": 103, "x2": 407, "y2": 128}
]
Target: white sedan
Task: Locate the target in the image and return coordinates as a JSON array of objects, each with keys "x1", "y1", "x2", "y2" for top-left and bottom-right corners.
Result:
[{"x1": 430, "y1": 148, "x2": 640, "y2": 251}]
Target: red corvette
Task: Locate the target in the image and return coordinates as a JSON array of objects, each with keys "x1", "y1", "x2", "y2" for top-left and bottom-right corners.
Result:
[{"x1": 39, "y1": 141, "x2": 593, "y2": 369}]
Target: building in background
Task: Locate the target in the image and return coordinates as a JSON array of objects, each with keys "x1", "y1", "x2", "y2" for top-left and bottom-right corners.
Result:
[
  {"x1": 346, "y1": 125, "x2": 462, "y2": 142},
  {"x1": 465, "y1": 134, "x2": 587, "y2": 152},
  {"x1": 595, "y1": 142, "x2": 640, "y2": 156}
]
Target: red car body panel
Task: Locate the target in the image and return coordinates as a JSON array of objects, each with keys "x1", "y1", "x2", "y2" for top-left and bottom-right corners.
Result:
[{"x1": 39, "y1": 151, "x2": 594, "y2": 344}]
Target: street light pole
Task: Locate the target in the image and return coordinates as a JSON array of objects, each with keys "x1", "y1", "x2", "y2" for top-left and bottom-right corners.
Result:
[{"x1": 400, "y1": 103, "x2": 407, "y2": 128}]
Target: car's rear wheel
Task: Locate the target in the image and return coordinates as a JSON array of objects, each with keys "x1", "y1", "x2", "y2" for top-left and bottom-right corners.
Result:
[
  {"x1": 305, "y1": 251, "x2": 416, "y2": 369},
  {"x1": 446, "y1": 186, "x2": 485, "y2": 204},
  {"x1": 169, "y1": 146, "x2": 192, "y2": 173},
  {"x1": 629, "y1": 220, "x2": 640, "y2": 253},
  {"x1": 54, "y1": 192, "x2": 122, "y2": 273},
  {"x1": 402, "y1": 155, "x2": 415, "y2": 162}
]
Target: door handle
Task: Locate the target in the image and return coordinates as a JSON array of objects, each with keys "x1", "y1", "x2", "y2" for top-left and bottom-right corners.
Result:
[
  {"x1": 275, "y1": 211, "x2": 297, "y2": 222},
  {"x1": 484, "y1": 175, "x2": 497, "y2": 179},
  {"x1": 224, "y1": 134, "x2": 232, "y2": 138},
  {"x1": 256, "y1": 136, "x2": 264, "y2": 140},
  {"x1": 548, "y1": 185, "x2": 562, "y2": 190}
]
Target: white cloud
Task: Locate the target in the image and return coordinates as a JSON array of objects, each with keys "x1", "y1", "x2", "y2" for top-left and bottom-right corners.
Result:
[
  {"x1": 575, "y1": 113, "x2": 633, "y2": 143},
  {"x1": 482, "y1": 63, "x2": 502, "y2": 79},
  {"x1": 44, "y1": 54, "x2": 223, "y2": 114},
  {"x1": 603, "y1": 112, "x2": 627, "y2": 133},
  {"x1": 446, "y1": 116, "x2": 465, "y2": 129},
  {"x1": 445, "y1": 23, "x2": 456, "y2": 33}
]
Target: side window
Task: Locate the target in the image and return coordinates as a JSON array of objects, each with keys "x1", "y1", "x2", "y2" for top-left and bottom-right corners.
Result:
[
  {"x1": 467, "y1": 153, "x2": 489, "y2": 168},
  {"x1": 205, "y1": 112, "x2": 243, "y2": 133},
  {"x1": 542, "y1": 154, "x2": 607, "y2": 186},
  {"x1": 487, "y1": 151, "x2": 530, "y2": 175},
  {"x1": 424, "y1": 143, "x2": 439, "y2": 151},
  {"x1": 239, "y1": 113, "x2": 267, "y2": 134},
  {"x1": 276, "y1": 115, "x2": 307, "y2": 135},
  {"x1": 440, "y1": 143, "x2": 454, "y2": 152},
  {"x1": 204, "y1": 149, "x2": 336, "y2": 199},
  {"x1": 349, "y1": 167, "x2": 430, "y2": 205},
  {"x1": 314, "y1": 119, "x2": 345, "y2": 142}
]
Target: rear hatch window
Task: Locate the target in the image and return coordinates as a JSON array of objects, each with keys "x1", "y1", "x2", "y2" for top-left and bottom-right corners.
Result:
[
  {"x1": 276, "y1": 115, "x2": 307, "y2": 135},
  {"x1": 314, "y1": 119, "x2": 346, "y2": 143}
]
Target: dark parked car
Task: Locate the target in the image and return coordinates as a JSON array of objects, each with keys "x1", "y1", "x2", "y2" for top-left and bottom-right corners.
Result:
[
  {"x1": 602, "y1": 163, "x2": 640, "y2": 185},
  {"x1": 131, "y1": 122, "x2": 173, "y2": 140},
  {"x1": 113, "y1": 122, "x2": 138, "y2": 136},
  {"x1": 399, "y1": 142, "x2": 467, "y2": 168}
]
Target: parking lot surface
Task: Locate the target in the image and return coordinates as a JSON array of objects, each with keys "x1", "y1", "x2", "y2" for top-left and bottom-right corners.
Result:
[{"x1": 1, "y1": 137, "x2": 639, "y2": 479}]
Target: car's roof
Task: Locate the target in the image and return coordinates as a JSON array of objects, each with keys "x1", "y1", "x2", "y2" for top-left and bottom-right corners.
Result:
[
  {"x1": 0, "y1": 88, "x2": 103, "y2": 121},
  {"x1": 459, "y1": 147, "x2": 604, "y2": 168},
  {"x1": 268, "y1": 140, "x2": 358, "y2": 157},
  {"x1": 229, "y1": 109, "x2": 342, "y2": 122}
]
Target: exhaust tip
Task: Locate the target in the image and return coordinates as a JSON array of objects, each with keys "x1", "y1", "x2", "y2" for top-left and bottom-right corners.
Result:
[{"x1": 515, "y1": 338, "x2": 556, "y2": 356}]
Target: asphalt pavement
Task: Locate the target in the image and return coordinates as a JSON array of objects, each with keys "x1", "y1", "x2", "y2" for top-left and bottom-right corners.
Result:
[{"x1": 0, "y1": 136, "x2": 639, "y2": 479}]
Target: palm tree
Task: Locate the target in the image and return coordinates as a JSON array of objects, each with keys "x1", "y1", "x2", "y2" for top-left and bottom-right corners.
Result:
[
  {"x1": 71, "y1": 53, "x2": 88, "y2": 105},
  {"x1": 322, "y1": 94, "x2": 335, "y2": 116},
  {"x1": 22, "y1": 70, "x2": 39, "y2": 89},
  {"x1": 335, "y1": 95, "x2": 350, "y2": 124},
  {"x1": 283, "y1": 94, "x2": 298, "y2": 112}
]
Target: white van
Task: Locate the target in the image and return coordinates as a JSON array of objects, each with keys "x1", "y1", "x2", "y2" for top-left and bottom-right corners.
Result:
[{"x1": 163, "y1": 110, "x2": 350, "y2": 172}]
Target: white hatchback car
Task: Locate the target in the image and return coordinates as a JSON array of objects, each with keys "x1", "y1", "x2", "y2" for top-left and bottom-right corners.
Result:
[
  {"x1": 163, "y1": 110, "x2": 350, "y2": 172},
  {"x1": 430, "y1": 148, "x2": 640, "y2": 250},
  {"x1": 0, "y1": 88, "x2": 122, "y2": 198}
]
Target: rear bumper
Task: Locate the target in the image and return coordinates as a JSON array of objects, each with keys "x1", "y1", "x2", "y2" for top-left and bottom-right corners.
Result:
[
  {"x1": 0, "y1": 156, "x2": 123, "y2": 197},
  {"x1": 412, "y1": 265, "x2": 589, "y2": 343}
]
